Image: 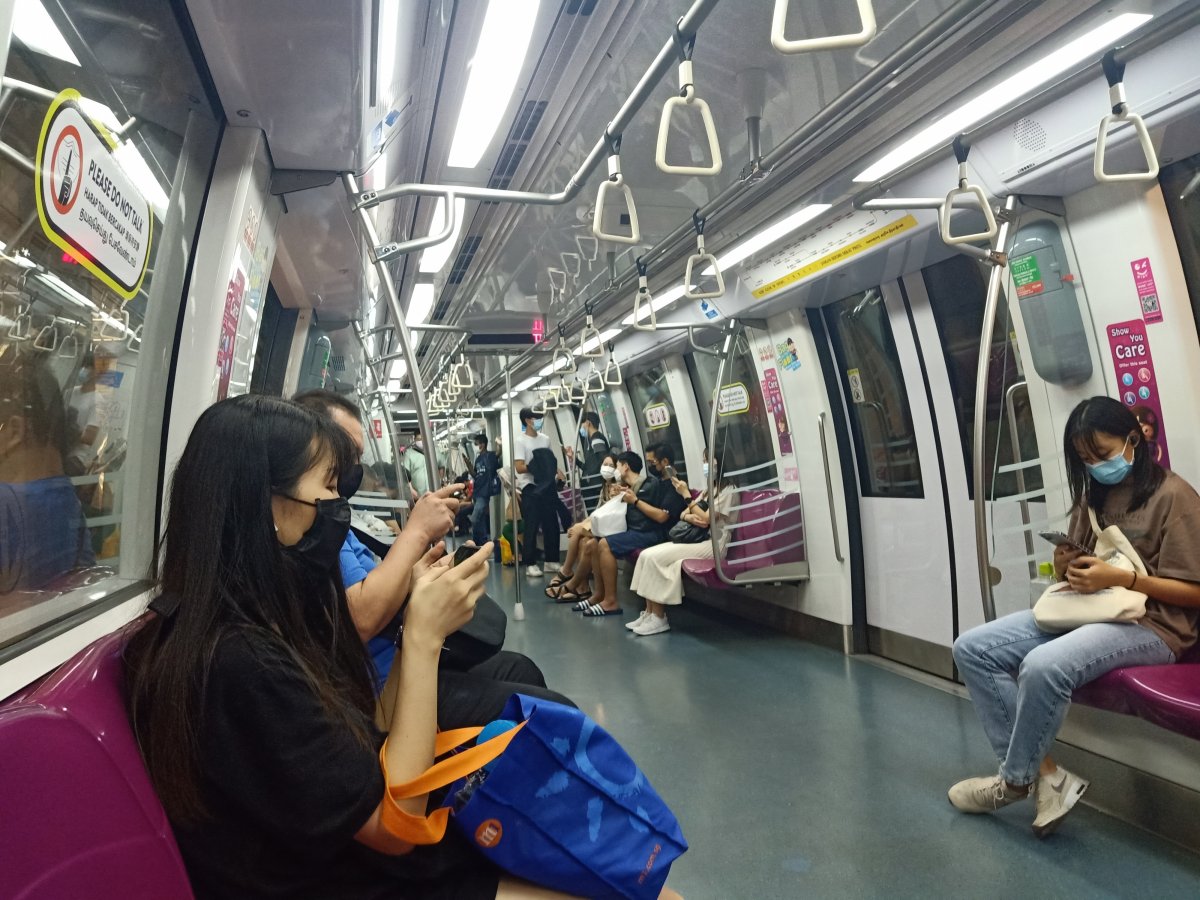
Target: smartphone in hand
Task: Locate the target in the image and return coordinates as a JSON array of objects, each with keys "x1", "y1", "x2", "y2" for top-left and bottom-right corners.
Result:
[
  {"x1": 452, "y1": 544, "x2": 478, "y2": 567},
  {"x1": 663, "y1": 465, "x2": 677, "y2": 480},
  {"x1": 1039, "y1": 531, "x2": 1089, "y2": 553}
]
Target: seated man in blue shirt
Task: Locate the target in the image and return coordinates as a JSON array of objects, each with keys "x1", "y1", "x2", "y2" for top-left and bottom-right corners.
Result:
[{"x1": 294, "y1": 391, "x2": 572, "y2": 727}]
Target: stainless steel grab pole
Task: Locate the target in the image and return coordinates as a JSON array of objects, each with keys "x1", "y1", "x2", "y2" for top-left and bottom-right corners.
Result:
[
  {"x1": 973, "y1": 195, "x2": 1018, "y2": 623},
  {"x1": 503, "y1": 355, "x2": 524, "y2": 620}
]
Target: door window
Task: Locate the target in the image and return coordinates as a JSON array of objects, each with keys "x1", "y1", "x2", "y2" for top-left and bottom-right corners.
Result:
[{"x1": 625, "y1": 362, "x2": 687, "y2": 479}]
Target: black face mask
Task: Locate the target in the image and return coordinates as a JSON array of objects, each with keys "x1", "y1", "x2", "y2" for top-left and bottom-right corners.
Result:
[
  {"x1": 279, "y1": 496, "x2": 352, "y2": 572},
  {"x1": 338, "y1": 464, "x2": 364, "y2": 498}
]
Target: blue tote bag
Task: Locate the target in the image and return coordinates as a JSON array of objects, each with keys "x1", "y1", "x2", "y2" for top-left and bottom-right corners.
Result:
[{"x1": 447, "y1": 694, "x2": 687, "y2": 899}]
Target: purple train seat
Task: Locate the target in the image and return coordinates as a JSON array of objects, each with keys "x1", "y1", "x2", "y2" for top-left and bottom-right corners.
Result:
[
  {"x1": 682, "y1": 489, "x2": 805, "y2": 590},
  {"x1": 1072, "y1": 646, "x2": 1200, "y2": 741},
  {"x1": 0, "y1": 614, "x2": 194, "y2": 899}
]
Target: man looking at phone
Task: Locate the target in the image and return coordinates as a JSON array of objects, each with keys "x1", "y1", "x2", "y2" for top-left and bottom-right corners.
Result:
[{"x1": 645, "y1": 442, "x2": 689, "y2": 528}]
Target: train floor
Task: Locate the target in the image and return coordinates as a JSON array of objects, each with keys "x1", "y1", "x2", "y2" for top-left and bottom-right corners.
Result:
[{"x1": 481, "y1": 563, "x2": 1200, "y2": 899}]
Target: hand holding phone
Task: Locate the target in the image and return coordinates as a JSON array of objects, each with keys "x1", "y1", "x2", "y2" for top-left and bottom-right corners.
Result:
[
  {"x1": 663, "y1": 465, "x2": 677, "y2": 480},
  {"x1": 452, "y1": 544, "x2": 479, "y2": 567},
  {"x1": 1039, "y1": 531, "x2": 1088, "y2": 553}
]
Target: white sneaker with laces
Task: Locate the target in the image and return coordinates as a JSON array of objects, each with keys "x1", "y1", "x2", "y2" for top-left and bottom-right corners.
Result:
[
  {"x1": 1032, "y1": 767, "x2": 1089, "y2": 838},
  {"x1": 543, "y1": 562, "x2": 561, "y2": 574},
  {"x1": 633, "y1": 614, "x2": 670, "y2": 636},
  {"x1": 625, "y1": 611, "x2": 649, "y2": 631},
  {"x1": 947, "y1": 773, "x2": 1030, "y2": 814},
  {"x1": 525, "y1": 564, "x2": 542, "y2": 578}
]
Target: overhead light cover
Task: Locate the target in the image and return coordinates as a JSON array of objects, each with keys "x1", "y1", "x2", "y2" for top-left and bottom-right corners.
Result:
[
  {"x1": 713, "y1": 204, "x2": 832, "y2": 271},
  {"x1": 13, "y1": 0, "x2": 80, "y2": 65},
  {"x1": 446, "y1": 0, "x2": 541, "y2": 168},
  {"x1": 853, "y1": 13, "x2": 1152, "y2": 183},
  {"x1": 418, "y1": 197, "x2": 467, "y2": 273}
]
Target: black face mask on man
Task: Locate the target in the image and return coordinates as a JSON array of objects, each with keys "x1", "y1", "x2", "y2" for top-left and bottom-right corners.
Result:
[{"x1": 278, "y1": 496, "x2": 352, "y2": 572}]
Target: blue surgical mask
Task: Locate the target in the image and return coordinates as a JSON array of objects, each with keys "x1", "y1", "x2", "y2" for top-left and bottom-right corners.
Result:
[
  {"x1": 579, "y1": 427, "x2": 588, "y2": 438},
  {"x1": 534, "y1": 419, "x2": 544, "y2": 432},
  {"x1": 1086, "y1": 439, "x2": 1133, "y2": 486},
  {"x1": 702, "y1": 462, "x2": 710, "y2": 478}
]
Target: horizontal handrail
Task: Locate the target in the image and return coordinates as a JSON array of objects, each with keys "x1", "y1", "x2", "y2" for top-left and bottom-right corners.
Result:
[
  {"x1": 374, "y1": 191, "x2": 457, "y2": 262},
  {"x1": 723, "y1": 539, "x2": 806, "y2": 567},
  {"x1": 724, "y1": 521, "x2": 805, "y2": 548},
  {"x1": 771, "y1": 0, "x2": 876, "y2": 54},
  {"x1": 722, "y1": 459, "x2": 779, "y2": 478}
]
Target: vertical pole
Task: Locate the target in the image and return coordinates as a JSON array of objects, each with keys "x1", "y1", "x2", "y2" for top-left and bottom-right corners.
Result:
[
  {"x1": 708, "y1": 321, "x2": 736, "y2": 585},
  {"x1": 973, "y1": 195, "x2": 1017, "y2": 622},
  {"x1": 343, "y1": 173, "x2": 437, "y2": 494},
  {"x1": 503, "y1": 354, "x2": 524, "y2": 621}
]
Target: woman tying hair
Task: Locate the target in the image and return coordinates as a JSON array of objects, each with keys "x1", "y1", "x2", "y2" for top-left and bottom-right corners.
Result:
[
  {"x1": 545, "y1": 451, "x2": 621, "y2": 602},
  {"x1": 126, "y1": 396, "x2": 681, "y2": 899},
  {"x1": 625, "y1": 451, "x2": 730, "y2": 636},
  {"x1": 949, "y1": 396, "x2": 1200, "y2": 837}
]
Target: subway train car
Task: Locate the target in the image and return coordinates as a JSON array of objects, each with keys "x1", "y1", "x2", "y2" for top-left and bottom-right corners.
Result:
[{"x1": 4, "y1": 0, "x2": 1200, "y2": 896}]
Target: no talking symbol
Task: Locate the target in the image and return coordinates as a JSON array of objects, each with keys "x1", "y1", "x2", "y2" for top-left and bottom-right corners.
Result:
[{"x1": 51, "y1": 125, "x2": 83, "y2": 215}]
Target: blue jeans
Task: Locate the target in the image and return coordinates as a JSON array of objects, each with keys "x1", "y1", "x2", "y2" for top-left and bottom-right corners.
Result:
[
  {"x1": 470, "y1": 494, "x2": 492, "y2": 547},
  {"x1": 953, "y1": 610, "x2": 1173, "y2": 785}
]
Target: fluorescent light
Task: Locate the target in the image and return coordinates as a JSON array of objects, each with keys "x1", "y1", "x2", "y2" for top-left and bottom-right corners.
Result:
[
  {"x1": 575, "y1": 327, "x2": 623, "y2": 356},
  {"x1": 77, "y1": 98, "x2": 170, "y2": 218},
  {"x1": 493, "y1": 400, "x2": 507, "y2": 408},
  {"x1": 389, "y1": 360, "x2": 407, "y2": 380},
  {"x1": 712, "y1": 204, "x2": 832, "y2": 272},
  {"x1": 377, "y1": 0, "x2": 400, "y2": 106},
  {"x1": 446, "y1": 0, "x2": 541, "y2": 168},
  {"x1": 407, "y1": 283, "x2": 435, "y2": 326},
  {"x1": 13, "y1": 0, "x2": 79, "y2": 65},
  {"x1": 418, "y1": 197, "x2": 466, "y2": 273},
  {"x1": 853, "y1": 13, "x2": 1152, "y2": 183}
]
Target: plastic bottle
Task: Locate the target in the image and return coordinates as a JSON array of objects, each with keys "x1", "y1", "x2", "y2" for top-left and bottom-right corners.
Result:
[{"x1": 1030, "y1": 561, "x2": 1057, "y2": 607}]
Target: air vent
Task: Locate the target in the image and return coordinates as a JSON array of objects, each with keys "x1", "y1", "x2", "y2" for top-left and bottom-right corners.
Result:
[
  {"x1": 1012, "y1": 117, "x2": 1047, "y2": 153},
  {"x1": 488, "y1": 100, "x2": 547, "y2": 189},
  {"x1": 448, "y1": 235, "x2": 482, "y2": 285},
  {"x1": 329, "y1": 355, "x2": 345, "y2": 372}
]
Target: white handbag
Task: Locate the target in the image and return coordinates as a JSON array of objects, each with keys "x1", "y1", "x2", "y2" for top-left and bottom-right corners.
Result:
[
  {"x1": 1033, "y1": 507, "x2": 1147, "y2": 632},
  {"x1": 589, "y1": 495, "x2": 629, "y2": 538}
]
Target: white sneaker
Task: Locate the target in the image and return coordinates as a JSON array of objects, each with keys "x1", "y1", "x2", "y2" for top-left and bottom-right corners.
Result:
[
  {"x1": 948, "y1": 773, "x2": 1031, "y2": 814},
  {"x1": 633, "y1": 614, "x2": 670, "y2": 636},
  {"x1": 543, "y1": 562, "x2": 561, "y2": 574},
  {"x1": 1032, "y1": 767, "x2": 1089, "y2": 838},
  {"x1": 525, "y1": 565, "x2": 542, "y2": 578},
  {"x1": 625, "y1": 611, "x2": 649, "y2": 631}
]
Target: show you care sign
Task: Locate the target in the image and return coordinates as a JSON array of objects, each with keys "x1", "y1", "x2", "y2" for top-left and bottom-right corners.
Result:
[{"x1": 35, "y1": 89, "x2": 153, "y2": 300}]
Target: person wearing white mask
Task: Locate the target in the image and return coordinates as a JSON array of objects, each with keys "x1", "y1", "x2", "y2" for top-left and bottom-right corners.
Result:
[
  {"x1": 626, "y1": 450, "x2": 733, "y2": 635},
  {"x1": 546, "y1": 453, "x2": 620, "y2": 600},
  {"x1": 513, "y1": 407, "x2": 559, "y2": 578}
]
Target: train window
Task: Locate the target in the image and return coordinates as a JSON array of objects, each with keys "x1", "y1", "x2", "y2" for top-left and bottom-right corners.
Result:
[
  {"x1": 1160, "y1": 152, "x2": 1200, "y2": 330},
  {"x1": 0, "y1": 3, "x2": 221, "y2": 650},
  {"x1": 625, "y1": 362, "x2": 688, "y2": 478},
  {"x1": 686, "y1": 331, "x2": 778, "y2": 483},
  {"x1": 824, "y1": 288, "x2": 925, "y2": 498},
  {"x1": 922, "y1": 255, "x2": 1043, "y2": 500}
]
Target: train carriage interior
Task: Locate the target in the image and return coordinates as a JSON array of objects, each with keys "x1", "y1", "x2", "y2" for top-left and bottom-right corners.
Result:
[{"x1": 4, "y1": 0, "x2": 1200, "y2": 896}]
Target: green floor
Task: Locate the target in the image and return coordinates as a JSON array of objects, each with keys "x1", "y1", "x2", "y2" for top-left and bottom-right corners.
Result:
[{"x1": 485, "y1": 564, "x2": 1200, "y2": 899}]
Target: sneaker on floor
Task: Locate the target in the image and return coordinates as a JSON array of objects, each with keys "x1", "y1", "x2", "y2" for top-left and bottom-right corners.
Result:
[
  {"x1": 543, "y1": 562, "x2": 561, "y2": 573},
  {"x1": 1032, "y1": 767, "x2": 1089, "y2": 838},
  {"x1": 625, "y1": 611, "x2": 649, "y2": 631},
  {"x1": 633, "y1": 614, "x2": 670, "y2": 636},
  {"x1": 948, "y1": 773, "x2": 1030, "y2": 814},
  {"x1": 525, "y1": 564, "x2": 542, "y2": 578}
]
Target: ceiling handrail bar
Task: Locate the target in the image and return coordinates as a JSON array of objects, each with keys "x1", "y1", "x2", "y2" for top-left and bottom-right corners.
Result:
[
  {"x1": 655, "y1": 26, "x2": 722, "y2": 176},
  {"x1": 373, "y1": 191, "x2": 458, "y2": 263},
  {"x1": 1094, "y1": 49, "x2": 1159, "y2": 183},
  {"x1": 939, "y1": 136, "x2": 998, "y2": 246},
  {"x1": 771, "y1": 0, "x2": 877, "y2": 54},
  {"x1": 683, "y1": 210, "x2": 724, "y2": 299},
  {"x1": 591, "y1": 134, "x2": 642, "y2": 245},
  {"x1": 632, "y1": 257, "x2": 657, "y2": 332}
]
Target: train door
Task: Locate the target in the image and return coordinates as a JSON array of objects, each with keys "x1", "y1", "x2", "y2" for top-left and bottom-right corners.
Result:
[{"x1": 819, "y1": 284, "x2": 956, "y2": 675}]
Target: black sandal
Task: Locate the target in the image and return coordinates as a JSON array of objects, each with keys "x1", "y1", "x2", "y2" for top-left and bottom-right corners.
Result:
[
  {"x1": 555, "y1": 586, "x2": 592, "y2": 605},
  {"x1": 544, "y1": 574, "x2": 571, "y2": 597}
]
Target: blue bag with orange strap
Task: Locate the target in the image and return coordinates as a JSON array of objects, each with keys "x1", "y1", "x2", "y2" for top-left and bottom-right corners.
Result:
[{"x1": 380, "y1": 694, "x2": 687, "y2": 899}]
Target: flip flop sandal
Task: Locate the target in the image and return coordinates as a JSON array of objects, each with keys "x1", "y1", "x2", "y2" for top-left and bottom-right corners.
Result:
[
  {"x1": 581, "y1": 604, "x2": 622, "y2": 617},
  {"x1": 553, "y1": 586, "x2": 591, "y2": 605},
  {"x1": 543, "y1": 575, "x2": 571, "y2": 597}
]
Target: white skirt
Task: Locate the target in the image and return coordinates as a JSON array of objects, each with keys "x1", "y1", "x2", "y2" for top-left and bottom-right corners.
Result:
[{"x1": 628, "y1": 539, "x2": 714, "y2": 606}]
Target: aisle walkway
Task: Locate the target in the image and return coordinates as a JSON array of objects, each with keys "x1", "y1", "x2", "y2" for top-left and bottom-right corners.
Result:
[{"x1": 485, "y1": 565, "x2": 1200, "y2": 899}]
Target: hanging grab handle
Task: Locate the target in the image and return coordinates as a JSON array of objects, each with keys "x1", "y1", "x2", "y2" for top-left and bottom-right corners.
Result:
[
  {"x1": 551, "y1": 342, "x2": 576, "y2": 375},
  {"x1": 8, "y1": 304, "x2": 31, "y2": 341},
  {"x1": 684, "y1": 210, "x2": 724, "y2": 299},
  {"x1": 95, "y1": 308, "x2": 130, "y2": 342},
  {"x1": 578, "y1": 310, "x2": 603, "y2": 358},
  {"x1": 453, "y1": 355, "x2": 474, "y2": 389},
  {"x1": 585, "y1": 361, "x2": 605, "y2": 394},
  {"x1": 1094, "y1": 50, "x2": 1159, "y2": 184},
  {"x1": 632, "y1": 257, "x2": 657, "y2": 332},
  {"x1": 591, "y1": 135, "x2": 641, "y2": 245},
  {"x1": 126, "y1": 323, "x2": 143, "y2": 351},
  {"x1": 939, "y1": 137, "x2": 998, "y2": 246},
  {"x1": 655, "y1": 30, "x2": 722, "y2": 176},
  {"x1": 34, "y1": 321, "x2": 59, "y2": 352},
  {"x1": 567, "y1": 376, "x2": 586, "y2": 404},
  {"x1": 540, "y1": 385, "x2": 559, "y2": 410},
  {"x1": 58, "y1": 329, "x2": 81, "y2": 359},
  {"x1": 604, "y1": 342, "x2": 623, "y2": 386},
  {"x1": 771, "y1": 0, "x2": 876, "y2": 54}
]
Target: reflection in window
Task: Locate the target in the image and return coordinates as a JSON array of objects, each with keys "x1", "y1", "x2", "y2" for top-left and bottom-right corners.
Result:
[
  {"x1": 1161, "y1": 152, "x2": 1200, "y2": 335},
  {"x1": 825, "y1": 288, "x2": 924, "y2": 499},
  {"x1": 1, "y1": 0, "x2": 220, "y2": 648},
  {"x1": 625, "y1": 362, "x2": 688, "y2": 479}
]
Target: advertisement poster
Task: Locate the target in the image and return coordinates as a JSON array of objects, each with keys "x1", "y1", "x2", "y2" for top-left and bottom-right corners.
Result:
[
  {"x1": 1130, "y1": 257, "x2": 1163, "y2": 324},
  {"x1": 1106, "y1": 319, "x2": 1169, "y2": 468},
  {"x1": 776, "y1": 337, "x2": 801, "y2": 372},
  {"x1": 761, "y1": 367, "x2": 793, "y2": 455},
  {"x1": 216, "y1": 267, "x2": 246, "y2": 400}
]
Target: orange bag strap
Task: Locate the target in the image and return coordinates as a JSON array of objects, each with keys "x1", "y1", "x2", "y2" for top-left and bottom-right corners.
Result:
[{"x1": 379, "y1": 721, "x2": 527, "y2": 844}]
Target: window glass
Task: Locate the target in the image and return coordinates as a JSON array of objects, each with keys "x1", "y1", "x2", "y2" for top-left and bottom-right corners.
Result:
[
  {"x1": 824, "y1": 288, "x2": 924, "y2": 498},
  {"x1": 1, "y1": 1, "x2": 221, "y2": 650},
  {"x1": 624, "y1": 361, "x2": 688, "y2": 479},
  {"x1": 1161, "y1": 152, "x2": 1200, "y2": 331}
]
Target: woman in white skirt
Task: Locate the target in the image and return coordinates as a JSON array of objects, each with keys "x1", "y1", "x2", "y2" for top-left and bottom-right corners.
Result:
[{"x1": 627, "y1": 453, "x2": 731, "y2": 636}]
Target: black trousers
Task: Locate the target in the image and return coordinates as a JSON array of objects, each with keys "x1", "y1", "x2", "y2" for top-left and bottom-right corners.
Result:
[
  {"x1": 519, "y1": 488, "x2": 561, "y2": 566},
  {"x1": 436, "y1": 650, "x2": 574, "y2": 730}
]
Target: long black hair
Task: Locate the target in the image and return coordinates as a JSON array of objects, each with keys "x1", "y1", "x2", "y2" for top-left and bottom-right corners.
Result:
[
  {"x1": 1064, "y1": 396, "x2": 1164, "y2": 514},
  {"x1": 125, "y1": 395, "x2": 373, "y2": 823}
]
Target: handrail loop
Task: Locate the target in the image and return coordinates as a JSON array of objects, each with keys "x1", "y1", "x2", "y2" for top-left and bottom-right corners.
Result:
[
  {"x1": 656, "y1": 22, "x2": 722, "y2": 176},
  {"x1": 8, "y1": 304, "x2": 31, "y2": 341},
  {"x1": 684, "y1": 209, "x2": 724, "y2": 299},
  {"x1": 548, "y1": 267, "x2": 567, "y2": 295},
  {"x1": 551, "y1": 340, "x2": 576, "y2": 375},
  {"x1": 540, "y1": 385, "x2": 559, "y2": 410},
  {"x1": 939, "y1": 136, "x2": 998, "y2": 246},
  {"x1": 33, "y1": 322, "x2": 58, "y2": 352},
  {"x1": 58, "y1": 329, "x2": 80, "y2": 359},
  {"x1": 578, "y1": 308, "x2": 603, "y2": 358},
  {"x1": 566, "y1": 376, "x2": 586, "y2": 404},
  {"x1": 1094, "y1": 49, "x2": 1159, "y2": 183},
  {"x1": 373, "y1": 190, "x2": 458, "y2": 263},
  {"x1": 96, "y1": 308, "x2": 130, "y2": 342},
  {"x1": 591, "y1": 134, "x2": 642, "y2": 245},
  {"x1": 452, "y1": 355, "x2": 474, "y2": 389},
  {"x1": 603, "y1": 341, "x2": 623, "y2": 386},
  {"x1": 632, "y1": 256, "x2": 657, "y2": 332},
  {"x1": 585, "y1": 361, "x2": 605, "y2": 394},
  {"x1": 771, "y1": 0, "x2": 877, "y2": 54},
  {"x1": 126, "y1": 323, "x2": 143, "y2": 351}
]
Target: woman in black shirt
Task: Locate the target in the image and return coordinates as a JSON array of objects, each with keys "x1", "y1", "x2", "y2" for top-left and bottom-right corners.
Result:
[{"x1": 125, "y1": 397, "x2": 672, "y2": 899}]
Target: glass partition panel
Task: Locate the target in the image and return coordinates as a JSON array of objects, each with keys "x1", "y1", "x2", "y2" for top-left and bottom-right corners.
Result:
[{"x1": 624, "y1": 361, "x2": 688, "y2": 480}]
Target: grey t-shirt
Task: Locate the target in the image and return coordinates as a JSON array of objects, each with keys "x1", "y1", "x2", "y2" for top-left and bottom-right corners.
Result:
[{"x1": 1067, "y1": 469, "x2": 1200, "y2": 658}]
